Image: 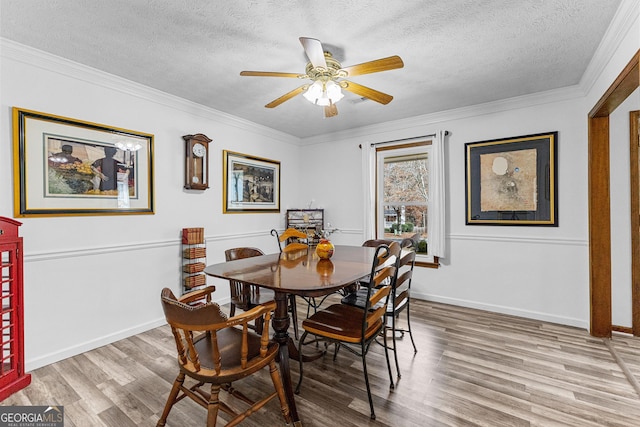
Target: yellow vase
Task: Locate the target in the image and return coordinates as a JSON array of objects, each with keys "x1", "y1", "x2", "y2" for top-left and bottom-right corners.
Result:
[{"x1": 315, "y1": 239, "x2": 335, "y2": 259}]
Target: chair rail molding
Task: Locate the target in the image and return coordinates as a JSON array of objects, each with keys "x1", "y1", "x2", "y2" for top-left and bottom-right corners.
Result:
[
  {"x1": 450, "y1": 233, "x2": 588, "y2": 247},
  {"x1": 24, "y1": 230, "x2": 277, "y2": 263}
]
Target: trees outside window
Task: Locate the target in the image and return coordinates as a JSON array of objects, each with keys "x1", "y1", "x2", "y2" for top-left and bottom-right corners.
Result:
[{"x1": 377, "y1": 143, "x2": 431, "y2": 255}]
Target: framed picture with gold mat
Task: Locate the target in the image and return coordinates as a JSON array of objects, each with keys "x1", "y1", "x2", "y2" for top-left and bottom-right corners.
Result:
[
  {"x1": 13, "y1": 107, "x2": 154, "y2": 217},
  {"x1": 465, "y1": 132, "x2": 558, "y2": 226},
  {"x1": 222, "y1": 150, "x2": 280, "y2": 213}
]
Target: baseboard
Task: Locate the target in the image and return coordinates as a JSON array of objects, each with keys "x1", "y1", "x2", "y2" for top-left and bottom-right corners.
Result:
[
  {"x1": 25, "y1": 294, "x2": 233, "y2": 372},
  {"x1": 25, "y1": 318, "x2": 167, "y2": 372},
  {"x1": 412, "y1": 291, "x2": 589, "y2": 330}
]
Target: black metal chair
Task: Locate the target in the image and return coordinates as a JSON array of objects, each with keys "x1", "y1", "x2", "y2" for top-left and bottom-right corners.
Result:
[
  {"x1": 340, "y1": 238, "x2": 417, "y2": 382},
  {"x1": 295, "y1": 242, "x2": 400, "y2": 420},
  {"x1": 383, "y1": 241, "x2": 418, "y2": 379}
]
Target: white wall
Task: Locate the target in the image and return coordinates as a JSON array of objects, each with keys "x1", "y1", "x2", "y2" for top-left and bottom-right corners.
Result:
[
  {"x1": 1, "y1": 40, "x2": 302, "y2": 371},
  {"x1": 300, "y1": 92, "x2": 591, "y2": 327}
]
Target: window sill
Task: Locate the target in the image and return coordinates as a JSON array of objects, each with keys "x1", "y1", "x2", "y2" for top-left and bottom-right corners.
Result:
[{"x1": 415, "y1": 255, "x2": 439, "y2": 268}]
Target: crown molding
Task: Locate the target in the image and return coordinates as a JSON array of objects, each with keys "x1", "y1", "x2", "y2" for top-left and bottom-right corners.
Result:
[
  {"x1": 0, "y1": 38, "x2": 300, "y2": 146},
  {"x1": 579, "y1": 0, "x2": 640, "y2": 94},
  {"x1": 300, "y1": 84, "x2": 584, "y2": 146}
]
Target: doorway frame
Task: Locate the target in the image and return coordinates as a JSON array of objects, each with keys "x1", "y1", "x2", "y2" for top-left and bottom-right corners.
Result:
[
  {"x1": 588, "y1": 50, "x2": 639, "y2": 337},
  {"x1": 631, "y1": 110, "x2": 640, "y2": 335}
]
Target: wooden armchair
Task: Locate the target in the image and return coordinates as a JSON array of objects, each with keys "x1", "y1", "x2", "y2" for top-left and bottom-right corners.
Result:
[
  {"x1": 225, "y1": 247, "x2": 273, "y2": 334},
  {"x1": 295, "y1": 242, "x2": 400, "y2": 420},
  {"x1": 158, "y1": 286, "x2": 290, "y2": 426}
]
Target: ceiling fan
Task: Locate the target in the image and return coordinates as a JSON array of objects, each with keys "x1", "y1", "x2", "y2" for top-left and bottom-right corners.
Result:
[{"x1": 240, "y1": 37, "x2": 404, "y2": 118}]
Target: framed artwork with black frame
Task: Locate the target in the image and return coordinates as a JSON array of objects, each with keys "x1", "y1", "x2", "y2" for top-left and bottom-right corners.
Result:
[
  {"x1": 222, "y1": 150, "x2": 280, "y2": 213},
  {"x1": 465, "y1": 131, "x2": 558, "y2": 226},
  {"x1": 12, "y1": 107, "x2": 154, "y2": 217}
]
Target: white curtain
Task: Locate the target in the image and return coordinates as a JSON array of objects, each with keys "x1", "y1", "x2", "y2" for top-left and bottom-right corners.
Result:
[
  {"x1": 361, "y1": 143, "x2": 376, "y2": 240},
  {"x1": 428, "y1": 130, "x2": 447, "y2": 258}
]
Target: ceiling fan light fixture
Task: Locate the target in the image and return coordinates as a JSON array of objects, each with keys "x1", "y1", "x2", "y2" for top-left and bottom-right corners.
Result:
[
  {"x1": 325, "y1": 80, "x2": 344, "y2": 103},
  {"x1": 303, "y1": 80, "x2": 323, "y2": 103},
  {"x1": 303, "y1": 80, "x2": 343, "y2": 106}
]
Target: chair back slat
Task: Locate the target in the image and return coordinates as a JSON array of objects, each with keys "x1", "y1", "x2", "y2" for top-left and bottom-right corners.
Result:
[
  {"x1": 241, "y1": 324, "x2": 249, "y2": 369},
  {"x1": 362, "y1": 239, "x2": 394, "y2": 248},
  {"x1": 282, "y1": 242, "x2": 308, "y2": 253},
  {"x1": 271, "y1": 228, "x2": 308, "y2": 252},
  {"x1": 395, "y1": 289, "x2": 409, "y2": 308},
  {"x1": 367, "y1": 286, "x2": 391, "y2": 326},
  {"x1": 210, "y1": 330, "x2": 221, "y2": 374},
  {"x1": 278, "y1": 227, "x2": 307, "y2": 242},
  {"x1": 260, "y1": 309, "x2": 273, "y2": 357},
  {"x1": 170, "y1": 328, "x2": 187, "y2": 365},
  {"x1": 399, "y1": 249, "x2": 416, "y2": 269},
  {"x1": 369, "y1": 273, "x2": 393, "y2": 307},
  {"x1": 187, "y1": 331, "x2": 201, "y2": 371},
  {"x1": 225, "y1": 247, "x2": 264, "y2": 261},
  {"x1": 395, "y1": 270, "x2": 413, "y2": 293},
  {"x1": 371, "y1": 263, "x2": 396, "y2": 289}
]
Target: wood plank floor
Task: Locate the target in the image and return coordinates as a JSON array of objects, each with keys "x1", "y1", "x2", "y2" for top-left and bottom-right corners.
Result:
[{"x1": 4, "y1": 297, "x2": 640, "y2": 426}]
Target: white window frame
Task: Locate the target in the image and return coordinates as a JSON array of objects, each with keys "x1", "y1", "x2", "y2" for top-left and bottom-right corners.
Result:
[{"x1": 375, "y1": 141, "x2": 438, "y2": 266}]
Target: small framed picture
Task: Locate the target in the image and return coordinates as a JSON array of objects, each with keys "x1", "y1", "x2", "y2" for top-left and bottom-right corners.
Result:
[
  {"x1": 222, "y1": 150, "x2": 280, "y2": 213},
  {"x1": 465, "y1": 132, "x2": 558, "y2": 226}
]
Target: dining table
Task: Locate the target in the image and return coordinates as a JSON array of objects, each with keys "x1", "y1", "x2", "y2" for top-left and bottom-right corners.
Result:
[{"x1": 204, "y1": 244, "x2": 379, "y2": 426}]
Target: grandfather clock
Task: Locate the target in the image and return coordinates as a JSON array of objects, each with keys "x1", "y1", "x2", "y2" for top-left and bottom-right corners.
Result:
[{"x1": 0, "y1": 217, "x2": 30, "y2": 400}]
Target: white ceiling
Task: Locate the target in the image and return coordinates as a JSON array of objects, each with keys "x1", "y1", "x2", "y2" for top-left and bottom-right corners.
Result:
[{"x1": 0, "y1": 1, "x2": 622, "y2": 139}]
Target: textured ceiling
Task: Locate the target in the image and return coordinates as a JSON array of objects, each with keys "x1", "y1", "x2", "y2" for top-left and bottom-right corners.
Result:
[{"x1": 0, "y1": 1, "x2": 622, "y2": 139}]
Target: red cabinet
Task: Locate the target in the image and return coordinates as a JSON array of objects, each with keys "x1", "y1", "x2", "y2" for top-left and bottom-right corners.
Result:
[{"x1": 0, "y1": 217, "x2": 30, "y2": 400}]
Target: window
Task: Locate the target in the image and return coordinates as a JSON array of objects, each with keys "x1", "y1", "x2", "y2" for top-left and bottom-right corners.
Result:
[{"x1": 376, "y1": 141, "x2": 438, "y2": 266}]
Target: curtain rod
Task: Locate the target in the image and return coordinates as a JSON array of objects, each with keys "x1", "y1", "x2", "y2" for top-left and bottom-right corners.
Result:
[{"x1": 359, "y1": 131, "x2": 449, "y2": 149}]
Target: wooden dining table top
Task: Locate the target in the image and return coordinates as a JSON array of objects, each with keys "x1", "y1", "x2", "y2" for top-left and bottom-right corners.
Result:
[{"x1": 204, "y1": 245, "x2": 378, "y2": 297}]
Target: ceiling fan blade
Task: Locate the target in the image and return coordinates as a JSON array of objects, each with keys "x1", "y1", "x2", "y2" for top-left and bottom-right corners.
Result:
[
  {"x1": 299, "y1": 37, "x2": 327, "y2": 69},
  {"x1": 324, "y1": 104, "x2": 338, "y2": 118},
  {"x1": 240, "y1": 71, "x2": 304, "y2": 78},
  {"x1": 340, "y1": 55, "x2": 404, "y2": 77},
  {"x1": 265, "y1": 85, "x2": 308, "y2": 108},
  {"x1": 342, "y1": 80, "x2": 394, "y2": 105}
]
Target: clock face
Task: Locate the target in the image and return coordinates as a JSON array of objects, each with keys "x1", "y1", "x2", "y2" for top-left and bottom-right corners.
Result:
[{"x1": 192, "y1": 142, "x2": 207, "y2": 158}]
